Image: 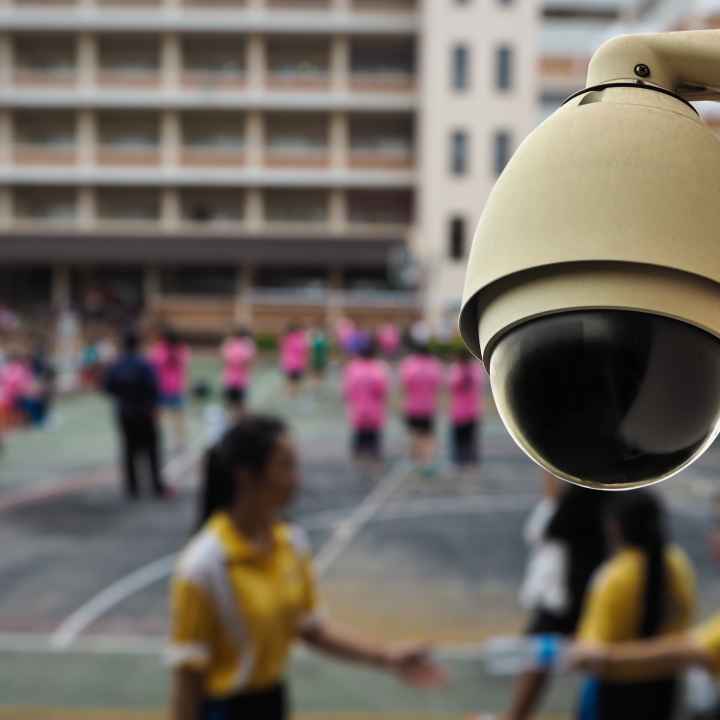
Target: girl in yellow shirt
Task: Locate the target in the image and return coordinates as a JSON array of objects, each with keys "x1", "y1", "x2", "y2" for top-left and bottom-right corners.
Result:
[
  {"x1": 575, "y1": 490, "x2": 696, "y2": 720},
  {"x1": 167, "y1": 415, "x2": 445, "y2": 720}
]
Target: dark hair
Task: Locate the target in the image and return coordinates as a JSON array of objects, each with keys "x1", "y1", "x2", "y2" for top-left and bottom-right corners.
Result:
[
  {"x1": 122, "y1": 328, "x2": 140, "y2": 353},
  {"x1": 197, "y1": 415, "x2": 287, "y2": 529},
  {"x1": 163, "y1": 327, "x2": 180, "y2": 346},
  {"x1": 359, "y1": 336, "x2": 377, "y2": 359},
  {"x1": 612, "y1": 490, "x2": 668, "y2": 638},
  {"x1": 234, "y1": 325, "x2": 252, "y2": 340}
]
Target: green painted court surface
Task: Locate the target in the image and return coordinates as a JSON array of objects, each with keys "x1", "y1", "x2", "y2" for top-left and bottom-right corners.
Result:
[{"x1": 2, "y1": 356, "x2": 720, "y2": 718}]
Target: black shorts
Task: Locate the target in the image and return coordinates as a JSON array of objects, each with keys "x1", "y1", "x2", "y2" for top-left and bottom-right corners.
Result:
[
  {"x1": 452, "y1": 421, "x2": 480, "y2": 465},
  {"x1": 203, "y1": 683, "x2": 287, "y2": 720},
  {"x1": 224, "y1": 386, "x2": 246, "y2": 406},
  {"x1": 525, "y1": 608, "x2": 578, "y2": 637},
  {"x1": 352, "y1": 429, "x2": 382, "y2": 458},
  {"x1": 406, "y1": 415, "x2": 435, "y2": 435},
  {"x1": 286, "y1": 370, "x2": 304, "y2": 383}
]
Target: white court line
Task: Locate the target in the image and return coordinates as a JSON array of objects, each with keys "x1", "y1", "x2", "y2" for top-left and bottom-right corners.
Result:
[
  {"x1": 313, "y1": 460, "x2": 412, "y2": 578},
  {"x1": 51, "y1": 554, "x2": 178, "y2": 650}
]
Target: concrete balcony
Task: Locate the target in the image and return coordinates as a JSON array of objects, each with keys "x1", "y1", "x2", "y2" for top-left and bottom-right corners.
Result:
[
  {"x1": 180, "y1": 147, "x2": 246, "y2": 167},
  {"x1": 96, "y1": 69, "x2": 161, "y2": 88},
  {"x1": 266, "y1": 70, "x2": 330, "y2": 91},
  {"x1": 352, "y1": 0, "x2": 416, "y2": 12},
  {"x1": 267, "y1": 0, "x2": 331, "y2": 8},
  {"x1": 349, "y1": 147, "x2": 413, "y2": 169},
  {"x1": 181, "y1": 70, "x2": 247, "y2": 90},
  {"x1": 0, "y1": 6, "x2": 419, "y2": 34}
]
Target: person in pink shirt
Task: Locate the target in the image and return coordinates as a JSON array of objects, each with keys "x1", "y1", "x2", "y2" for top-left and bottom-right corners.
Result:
[
  {"x1": 150, "y1": 327, "x2": 191, "y2": 450},
  {"x1": 448, "y1": 347, "x2": 486, "y2": 468},
  {"x1": 1, "y1": 354, "x2": 35, "y2": 426},
  {"x1": 221, "y1": 326, "x2": 256, "y2": 419},
  {"x1": 399, "y1": 339, "x2": 444, "y2": 466},
  {"x1": 281, "y1": 323, "x2": 310, "y2": 396},
  {"x1": 377, "y1": 323, "x2": 401, "y2": 360},
  {"x1": 343, "y1": 339, "x2": 390, "y2": 465}
]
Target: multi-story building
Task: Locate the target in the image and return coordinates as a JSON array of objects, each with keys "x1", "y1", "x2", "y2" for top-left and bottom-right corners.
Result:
[{"x1": 0, "y1": 0, "x2": 541, "y2": 338}]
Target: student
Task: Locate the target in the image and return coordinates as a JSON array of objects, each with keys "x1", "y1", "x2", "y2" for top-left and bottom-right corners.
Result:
[
  {"x1": 500, "y1": 476, "x2": 608, "y2": 720},
  {"x1": 105, "y1": 329, "x2": 169, "y2": 499},
  {"x1": 280, "y1": 324, "x2": 309, "y2": 397},
  {"x1": 399, "y1": 339, "x2": 443, "y2": 467},
  {"x1": 573, "y1": 490, "x2": 696, "y2": 720},
  {"x1": 168, "y1": 416, "x2": 445, "y2": 720},
  {"x1": 343, "y1": 339, "x2": 390, "y2": 465},
  {"x1": 310, "y1": 327, "x2": 330, "y2": 383},
  {"x1": 151, "y1": 328, "x2": 191, "y2": 451},
  {"x1": 221, "y1": 327, "x2": 256, "y2": 420},
  {"x1": 448, "y1": 348, "x2": 486, "y2": 468},
  {"x1": 377, "y1": 322, "x2": 401, "y2": 360}
]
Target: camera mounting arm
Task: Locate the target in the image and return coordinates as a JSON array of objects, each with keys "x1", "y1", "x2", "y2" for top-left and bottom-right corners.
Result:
[{"x1": 587, "y1": 30, "x2": 720, "y2": 102}]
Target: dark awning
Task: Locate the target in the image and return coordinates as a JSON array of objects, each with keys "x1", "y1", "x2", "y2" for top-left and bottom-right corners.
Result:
[{"x1": 0, "y1": 232, "x2": 406, "y2": 268}]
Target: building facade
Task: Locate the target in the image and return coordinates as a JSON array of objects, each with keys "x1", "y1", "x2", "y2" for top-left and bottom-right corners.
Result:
[{"x1": 0, "y1": 0, "x2": 541, "y2": 338}]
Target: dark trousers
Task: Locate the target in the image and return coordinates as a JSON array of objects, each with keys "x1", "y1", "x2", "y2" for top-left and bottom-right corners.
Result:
[
  {"x1": 118, "y1": 414, "x2": 164, "y2": 498},
  {"x1": 203, "y1": 683, "x2": 287, "y2": 720}
]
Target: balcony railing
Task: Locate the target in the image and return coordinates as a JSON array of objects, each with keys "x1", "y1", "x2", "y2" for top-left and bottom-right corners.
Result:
[
  {"x1": 349, "y1": 143, "x2": 413, "y2": 169},
  {"x1": 351, "y1": 0, "x2": 416, "y2": 11},
  {"x1": 97, "y1": 68, "x2": 161, "y2": 88},
  {"x1": 181, "y1": 69, "x2": 247, "y2": 90},
  {"x1": 96, "y1": 144, "x2": 160, "y2": 166},
  {"x1": 266, "y1": 68, "x2": 330, "y2": 91},
  {"x1": 264, "y1": 143, "x2": 329, "y2": 168},
  {"x1": 181, "y1": 145, "x2": 247, "y2": 166},
  {"x1": 350, "y1": 70, "x2": 415, "y2": 92},
  {"x1": 13, "y1": 143, "x2": 77, "y2": 165},
  {"x1": 14, "y1": 67, "x2": 76, "y2": 87},
  {"x1": 266, "y1": 0, "x2": 331, "y2": 8}
]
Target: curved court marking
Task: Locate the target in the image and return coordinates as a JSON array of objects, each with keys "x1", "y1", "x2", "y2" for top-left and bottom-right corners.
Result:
[
  {"x1": 51, "y1": 554, "x2": 178, "y2": 650},
  {"x1": 314, "y1": 460, "x2": 412, "y2": 578}
]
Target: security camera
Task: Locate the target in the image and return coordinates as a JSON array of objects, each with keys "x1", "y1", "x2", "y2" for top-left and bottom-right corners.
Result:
[{"x1": 460, "y1": 31, "x2": 720, "y2": 490}]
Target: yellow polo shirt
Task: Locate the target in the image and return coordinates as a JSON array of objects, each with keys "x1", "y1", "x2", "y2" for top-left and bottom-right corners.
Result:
[
  {"x1": 167, "y1": 512, "x2": 319, "y2": 698},
  {"x1": 694, "y1": 614, "x2": 720, "y2": 675},
  {"x1": 578, "y1": 546, "x2": 696, "y2": 681}
]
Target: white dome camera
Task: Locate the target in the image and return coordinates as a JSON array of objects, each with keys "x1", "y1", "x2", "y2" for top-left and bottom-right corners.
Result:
[{"x1": 460, "y1": 31, "x2": 720, "y2": 490}]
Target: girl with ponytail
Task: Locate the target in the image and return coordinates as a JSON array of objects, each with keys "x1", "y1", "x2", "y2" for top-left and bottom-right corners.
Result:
[
  {"x1": 575, "y1": 490, "x2": 697, "y2": 720},
  {"x1": 169, "y1": 415, "x2": 445, "y2": 720}
]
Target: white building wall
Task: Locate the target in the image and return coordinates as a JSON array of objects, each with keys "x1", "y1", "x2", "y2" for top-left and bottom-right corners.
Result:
[{"x1": 417, "y1": 0, "x2": 541, "y2": 333}]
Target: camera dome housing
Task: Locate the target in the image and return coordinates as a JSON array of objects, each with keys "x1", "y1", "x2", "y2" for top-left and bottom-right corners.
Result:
[
  {"x1": 490, "y1": 310, "x2": 720, "y2": 490},
  {"x1": 460, "y1": 60, "x2": 720, "y2": 489}
]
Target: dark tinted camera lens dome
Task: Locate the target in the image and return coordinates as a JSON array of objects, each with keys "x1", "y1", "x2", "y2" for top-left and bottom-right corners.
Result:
[{"x1": 489, "y1": 311, "x2": 720, "y2": 489}]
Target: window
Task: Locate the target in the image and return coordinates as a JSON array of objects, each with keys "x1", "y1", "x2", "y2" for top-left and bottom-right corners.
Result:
[
  {"x1": 449, "y1": 217, "x2": 465, "y2": 260},
  {"x1": 452, "y1": 45, "x2": 469, "y2": 91},
  {"x1": 494, "y1": 130, "x2": 512, "y2": 176},
  {"x1": 451, "y1": 130, "x2": 468, "y2": 176},
  {"x1": 496, "y1": 45, "x2": 514, "y2": 91}
]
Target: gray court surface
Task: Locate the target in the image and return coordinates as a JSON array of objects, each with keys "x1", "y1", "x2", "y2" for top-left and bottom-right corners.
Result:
[{"x1": 2, "y1": 358, "x2": 720, "y2": 717}]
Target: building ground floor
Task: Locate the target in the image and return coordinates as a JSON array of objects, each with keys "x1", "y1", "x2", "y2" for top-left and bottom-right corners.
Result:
[{"x1": 0, "y1": 233, "x2": 421, "y2": 341}]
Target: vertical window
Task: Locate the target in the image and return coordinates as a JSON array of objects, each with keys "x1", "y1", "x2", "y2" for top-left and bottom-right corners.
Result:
[
  {"x1": 494, "y1": 130, "x2": 512, "y2": 176},
  {"x1": 452, "y1": 45, "x2": 469, "y2": 91},
  {"x1": 451, "y1": 130, "x2": 468, "y2": 176},
  {"x1": 449, "y1": 216, "x2": 465, "y2": 260},
  {"x1": 496, "y1": 45, "x2": 514, "y2": 91}
]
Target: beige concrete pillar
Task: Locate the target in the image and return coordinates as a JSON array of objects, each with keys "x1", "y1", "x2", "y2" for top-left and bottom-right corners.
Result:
[
  {"x1": 245, "y1": 188, "x2": 264, "y2": 231},
  {"x1": 0, "y1": 111, "x2": 12, "y2": 166},
  {"x1": 52, "y1": 266, "x2": 72, "y2": 312},
  {"x1": 329, "y1": 189, "x2": 347, "y2": 233},
  {"x1": 77, "y1": 33, "x2": 97, "y2": 89},
  {"x1": 246, "y1": 111, "x2": 264, "y2": 168},
  {"x1": 162, "y1": 34, "x2": 181, "y2": 91},
  {"x1": 161, "y1": 111, "x2": 181, "y2": 167},
  {"x1": 331, "y1": 35, "x2": 350, "y2": 93},
  {"x1": 0, "y1": 35, "x2": 13, "y2": 87},
  {"x1": 234, "y1": 265, "x2": 254, "y2": 325},
  {"x1": 78, "y1": 187, "x2": 96, "y2": 230},
  {"x1": 330, "y1": 111, "x2": 348, "y2": 169},
  {"x1": 78, "y1": 110, "x2": 96, "y2": 167},
  {"x1": 247, "y1": 34, "x2": 266, "y2": 91},
  {"x1": 161, "y1": 188, "x2": 181, "y2": 231},
  {"x1": 0, "y1": 187, "x2": 12, "y2": 231}
]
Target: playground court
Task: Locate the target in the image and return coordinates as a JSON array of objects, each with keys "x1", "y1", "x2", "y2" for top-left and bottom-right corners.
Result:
[{"x1": 2, "y1": 358, "x2": 720, "y2": 718}]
